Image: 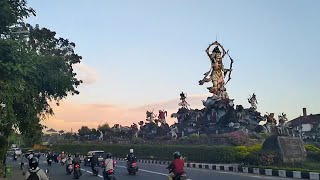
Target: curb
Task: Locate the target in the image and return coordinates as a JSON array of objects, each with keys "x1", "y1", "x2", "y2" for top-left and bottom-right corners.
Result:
[{"x1": 114, "y1": 158, "x2": 320, "y2": 180}]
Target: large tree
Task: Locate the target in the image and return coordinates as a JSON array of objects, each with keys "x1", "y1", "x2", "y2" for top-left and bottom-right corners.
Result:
[{"x1": 0, "y1": 0, "x2": 82, "y2": 146}]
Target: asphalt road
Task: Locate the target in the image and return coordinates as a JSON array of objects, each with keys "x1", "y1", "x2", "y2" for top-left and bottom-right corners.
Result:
[{"x1": 7, "y1": 156, "x2": 294, "y2": 180}]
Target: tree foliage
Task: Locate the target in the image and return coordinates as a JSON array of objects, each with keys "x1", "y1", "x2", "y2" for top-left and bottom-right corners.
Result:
[{"x1": 0, "y1": 0, "x2": 82, "y2": 146}]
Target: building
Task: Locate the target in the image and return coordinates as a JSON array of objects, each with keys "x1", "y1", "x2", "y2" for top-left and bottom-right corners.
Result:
[
  {"x1": 289, "y1": 108, "x2": 320, "y2": 140},
  {"x1": 44, "y1": 128, "x2": 59, "y2": 136}
]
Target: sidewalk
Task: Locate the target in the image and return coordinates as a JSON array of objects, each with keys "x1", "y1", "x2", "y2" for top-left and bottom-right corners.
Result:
[{"x1": 0, "y1": 163, "x2": 25, "y2": 180}]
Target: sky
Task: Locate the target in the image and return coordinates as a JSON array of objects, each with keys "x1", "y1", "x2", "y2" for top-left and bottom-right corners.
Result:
[{"x1": 26, "y1": 0, "x2": 320, "y2": 131}]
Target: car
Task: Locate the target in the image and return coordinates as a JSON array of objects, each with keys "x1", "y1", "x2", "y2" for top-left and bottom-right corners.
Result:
[
  {"x1": 13, "y1": 148, "x2": 22, "y2": 156},
  {"x1": 83, "y1": 151, "x2": 106, "y2": 166}
]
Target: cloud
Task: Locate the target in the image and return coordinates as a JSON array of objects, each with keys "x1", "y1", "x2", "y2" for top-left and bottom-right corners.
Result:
[
  {"x1": 74, "y1": 63, "x2": 99, "y2": 84},
  {"x1": 42, "y1": 94, "x2": 209, "y2": 132}
]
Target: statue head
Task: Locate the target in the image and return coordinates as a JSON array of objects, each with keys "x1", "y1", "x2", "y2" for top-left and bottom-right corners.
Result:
[{"x1": 212, "y1": 46, "x2": 222, "y2": 58}]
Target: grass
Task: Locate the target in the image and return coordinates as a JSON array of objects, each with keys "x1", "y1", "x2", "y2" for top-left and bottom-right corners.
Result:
[{"x1": 241, "y1": 161, "x2": 320, "y2": 173}]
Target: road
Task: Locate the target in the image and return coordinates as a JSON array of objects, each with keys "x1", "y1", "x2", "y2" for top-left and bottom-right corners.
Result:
[{"x1": 6, "y1": 156, "x2": 294, "y2": 180}]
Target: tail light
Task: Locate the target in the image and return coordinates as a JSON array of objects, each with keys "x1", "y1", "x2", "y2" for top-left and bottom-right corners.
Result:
[
  {"x1": 75, "y1": 164, "x2": 80, "y2": 168},
  {"x1": 132, "y1": 162, "x2": 136, "y2": 167},
  {"x1": 107, "y1": 169, "x2": 113, "y2": 174}
]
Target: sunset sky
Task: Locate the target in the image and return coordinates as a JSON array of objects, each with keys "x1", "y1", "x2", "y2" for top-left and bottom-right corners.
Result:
[{"x1": 26, "y1": 0, "x2": 320, "y2": 131}]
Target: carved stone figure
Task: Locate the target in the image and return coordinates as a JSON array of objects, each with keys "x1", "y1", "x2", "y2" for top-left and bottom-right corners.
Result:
[
  {"x1": 158, "y1": 110, "x2": 167, "y2": 124},
  {"x1": 199, "y1": 41, "x2": 233, "y2": 99},
  {"x1": 178, "y1": 92, "x2": 190, "y2": 109},
  {"x1": 146, "y1": 110, "x2": 156, "y2": 123},
  {"x1": 248, "y1": 93, "x2": 258, "y2": 110}
]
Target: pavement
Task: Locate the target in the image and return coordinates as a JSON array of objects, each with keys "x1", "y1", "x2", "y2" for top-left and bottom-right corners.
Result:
[{"x1": 3, "y1": 156, "x2": 295, "y2": 180}]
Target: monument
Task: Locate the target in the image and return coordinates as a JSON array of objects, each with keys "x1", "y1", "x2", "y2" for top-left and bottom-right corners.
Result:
[{"x1": 262, "y1": 135, "x2": 307, "y2": 162}]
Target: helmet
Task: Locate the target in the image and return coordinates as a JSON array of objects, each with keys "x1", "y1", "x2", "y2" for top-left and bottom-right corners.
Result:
[
  {"x1": 62, "y1": 151, "x2": 65, "y2": 154},
  {"x1": 129, "y1": 149, "x2": 134, "y2": 153},
  {"x1": 106, "y1": 153, "x2": 112, "y2": 159},
  {"x1": 75, "y1": 153, "x2": 79, "y2": 157},
  {"x1": 30, "y1": 157, "x2": 39, "y2": 170},
  {"x1": 68, "y1": 154, "x2": 71, "y2": 157},
  {"x1": 173, "y1": 151, "x2": 181, "y2": 159}
]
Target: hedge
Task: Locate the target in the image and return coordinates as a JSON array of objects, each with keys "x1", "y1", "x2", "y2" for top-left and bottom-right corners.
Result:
[
  {"x1": 53, "y1": 144, "x2": 320, "y2": 165},
  {"x1": 53, "y1": 144, "x2": 238, "y2": 163}
]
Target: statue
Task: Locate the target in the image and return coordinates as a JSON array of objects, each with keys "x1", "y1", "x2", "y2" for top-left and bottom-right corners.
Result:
[
  {"x1": 170, "y1": 126, "x2": 178, "y2": 139},
  {"x1": 264, "y1": 113, "x2": 277, "y2": 133},
  {"x1": 178, "y1": 92, "x2": 190, "y2": 109},
  {"x1": 98, "y1": 130, "x2": 103, "y2": 140},
  {"x1": 146, "y1": 110, "x2": 156, "y2": 123},
  {"x1": 199, "y1": 41, "x2": 233, "y2": 99},
  {"x1": 277, "y1": 113, "x2": 290, "y2": 135},
  {"x1": 158, "y1": 110, "x2": 167, "y2": 124},
  {"x1": 248, "y1": 93, "x2": 258, "y2": 110}
]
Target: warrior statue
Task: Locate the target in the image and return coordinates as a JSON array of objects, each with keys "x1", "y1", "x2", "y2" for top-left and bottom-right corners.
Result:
[
  {"x1": 277, "y1": 113, "x2": 290, "y2": 135},
  {"x1": 146, "y1": 110, "x2": 156, "y2": 123},
  {"x1": 158, "y1": 110, "x2": 167, "y2": 124},
  {"x1": 199, "y1": 41, "x2": 233, "y2": 99},
  {"x1": 178, "y1": 92, "x2": 190, "y2": 109},
  {"x1": 248, "y1": 93, "x2": 258, "y2": 110},
  {"x1": 264, "y1": 112, "x2": 277, "y2": 133}
]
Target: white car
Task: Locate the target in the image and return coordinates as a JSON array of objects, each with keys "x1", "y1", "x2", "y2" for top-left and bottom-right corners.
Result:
[{"x1": 12, "y1": 148, "x2": 22, "y2": 156}]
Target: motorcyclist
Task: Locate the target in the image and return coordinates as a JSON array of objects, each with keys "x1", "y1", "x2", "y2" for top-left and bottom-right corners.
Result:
[
  {"x1": 90, "y1": 154, "x2": 98, "y2": 173},
  {"x1": 20, "y1": 153, "x2": 27, "y2": 170},
  {"x1": 72, "y1": 153, "x2": 81, "y2": 165},
  {"x1": 60, "y1": 151, "x2": 66, "y2": 164},
  {"x1": 167, "y1": 151, "x2": 185, "y2": 180},
  {"x1": 27, "y1": 151, "x2": 34, "y2": 168},
  {"x1": 66, "y1": 154, "x2": 73, "y2": 172},
  {"x1": 103, "y1": 153, "x2": 115, "y2": 179},
  {"x1": 25, "y1": 157, "x2": 49, "y2": 180},
  {"x1": 46, "y1": 152, "x2": 53, "y2": 164},
  {"x1": 125, "y1": 149, "x2": 136, "y2": 168}
]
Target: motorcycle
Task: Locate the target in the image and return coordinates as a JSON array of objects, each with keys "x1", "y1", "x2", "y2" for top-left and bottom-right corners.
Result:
[
  {"x1": 127, "y1": 162, "x2": 138, "y2": 175},
  {"x1": 167, "y1": 167, "x2": 188, "y2": 180},
  {"x1": 103, "y1": 169, "x2": 115, "y2": 180},
  {"x1": 47, "y1": 159, "x2": 52, "y2": 166},
  {"x1": 61, "y1": 158, "x2": 66, "y2": 166},
  {"x1": 73, "y1": 164, "x2": 82, "y2": 179},
  {"x1": 93, "y1": 165, "x2": 99, "y2": 176},
  {"x1": 66, "y1": 164, "x2": 73, "y2": 175}
]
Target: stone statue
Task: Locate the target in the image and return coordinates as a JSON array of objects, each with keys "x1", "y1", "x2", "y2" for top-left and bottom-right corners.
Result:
[
  {"x1": 248, "y1": 93, "x2": 258, "y2": 110},
  {"x1": 98, "y1": 130, "x2": 103, "y2": 140},
  {"x1": 277, "y1": 113, "x2": 290, "y2": 135},
  {"x1": 146, "y1": 110, "x2": 156, "y2": 123},
  {"x1": 199, "y1": 41, "x2": 233, "y2": 99},
  {"x1": 170, "y1": 126, "x2": 178, "y2": 139},
  {"x1": 158, "y1": 110, "x2": 167, "y2": 124},
  {"x1": 178, "y1": 92, "x2": 190, "y2": 109},
  {"x1": 264, "y1": 113, "x2": 277, "y2": 133}
]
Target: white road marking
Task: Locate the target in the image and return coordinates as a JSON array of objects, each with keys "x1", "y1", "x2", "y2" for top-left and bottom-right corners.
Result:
[
  {"x1": 80, "y1": 168, "x2": 103, "y2": 178},
  {"x1": 116, "y1": 165, "x2": 192, "y2": 180}
]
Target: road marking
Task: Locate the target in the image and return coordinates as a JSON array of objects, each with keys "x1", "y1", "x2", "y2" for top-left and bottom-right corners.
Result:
[
  {"x1": 80, "y1": 168, "x2": 103, "y2": 178},
  {"x1": 116, "y1": 165, "x2": 192, "y2": 180}
]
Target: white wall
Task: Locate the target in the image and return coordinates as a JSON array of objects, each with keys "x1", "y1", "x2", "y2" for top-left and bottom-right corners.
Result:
[{"x1": 301, "y1": 124, "x2": 313, "y2": 132}]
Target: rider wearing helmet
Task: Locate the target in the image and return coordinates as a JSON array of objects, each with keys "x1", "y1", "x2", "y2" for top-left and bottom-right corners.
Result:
[
  {"x1": 66, "y1": 154, "x2": 73, "y2": 171},
  {"x1": 72, "y1": 153, "x2": 81, "y2": 165},
  {"x1": 90, "y1": 153, "x2": 98, "y2": 172},
  {"x1": 167, "y1": 151, "x2": 185, "y2": 180},
  {"x1": 125, "y1": 149, "x2": 136, "y2": 167},
  {"x1": 103, "y1": 153, "x2": 115, "y2": 179},
  {"x1": 25, "y1": 157, "x2": 49, "y2": 180}
]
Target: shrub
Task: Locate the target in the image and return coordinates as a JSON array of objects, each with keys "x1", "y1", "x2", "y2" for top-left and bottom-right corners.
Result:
[
  {"x1": 245, "y1": 151, "x2": 281, "y2": 166},
  {"x1": 305, "y1": 144, "x2": 320, "y2": 152}
]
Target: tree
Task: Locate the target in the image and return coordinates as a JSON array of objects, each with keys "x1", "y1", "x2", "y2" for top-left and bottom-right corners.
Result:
[
  {"x1": 78, "y1": 126, "x2": 91, "y2": 137},
  {"x1": 98, "y1": 123, "x2": 110, "y2": 134},
  {"x1": 0, "y1": 0, "x2": 82, "y2": 147}
]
